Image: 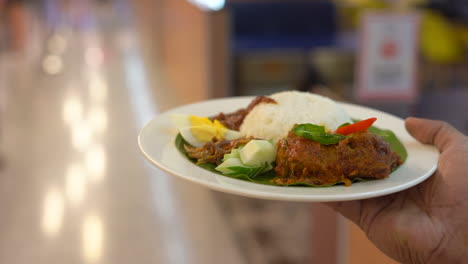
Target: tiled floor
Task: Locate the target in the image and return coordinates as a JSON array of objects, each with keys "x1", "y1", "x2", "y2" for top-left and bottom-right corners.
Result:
[{"x1": 0, "y1": 1, "x2": 312, "y2": 264}]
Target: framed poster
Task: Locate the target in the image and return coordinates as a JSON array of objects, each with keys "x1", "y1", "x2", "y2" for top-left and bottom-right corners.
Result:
[{"x1": 356, "y1": 13, "x2": 420, "y2": 102}]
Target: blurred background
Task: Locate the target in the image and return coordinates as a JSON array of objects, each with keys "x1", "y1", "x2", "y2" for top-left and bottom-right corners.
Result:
[{"x1": 0, "y1": 0, "x2": 466, "y2": 263}]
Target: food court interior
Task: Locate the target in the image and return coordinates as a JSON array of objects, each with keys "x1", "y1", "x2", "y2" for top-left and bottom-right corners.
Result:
[{"x1": 0, "y1": 0, "x2": 466, "y2": 263}]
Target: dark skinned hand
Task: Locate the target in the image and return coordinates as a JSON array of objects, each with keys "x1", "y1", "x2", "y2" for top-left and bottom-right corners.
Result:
[{"x1": 328, "y1": 117, "x2": 468, "y2": 264}]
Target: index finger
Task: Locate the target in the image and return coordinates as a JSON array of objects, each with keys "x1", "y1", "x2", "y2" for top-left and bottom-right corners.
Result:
[{"x1": 405, "y1": 118, "x2": 466, "y2": 152}]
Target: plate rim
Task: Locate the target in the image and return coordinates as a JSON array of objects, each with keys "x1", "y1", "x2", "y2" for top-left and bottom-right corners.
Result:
[{"x1": 138, "y1": 97, "x2": 439, "y2": 202}]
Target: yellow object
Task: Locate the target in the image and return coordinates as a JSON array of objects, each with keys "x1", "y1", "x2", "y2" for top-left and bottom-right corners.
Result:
[
  {"x1": 456, "y1": 25, "x2": 468, "y2": 47},
  {"x1": 420, "y1": 11, "x2": 464, "y2": 64},
  {"x1": 171, "y1": 114, "x2": 241, "y2": 147},
  {"x1": 188, "y1": 116, "x2": 226, "y2": 143}
]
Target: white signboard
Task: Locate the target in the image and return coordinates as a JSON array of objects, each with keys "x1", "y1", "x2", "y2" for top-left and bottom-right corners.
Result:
[{"x1": 356, "y1": 13, "x2": 420, "y2": 102}]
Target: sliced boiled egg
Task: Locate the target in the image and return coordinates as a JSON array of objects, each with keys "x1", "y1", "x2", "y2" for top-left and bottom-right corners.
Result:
[{"x1": 171, "y1": 114, "x2": 241, "y2": 147}]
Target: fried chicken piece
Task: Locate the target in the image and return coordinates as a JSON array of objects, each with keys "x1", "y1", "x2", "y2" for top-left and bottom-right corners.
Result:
[{"x1": 274, "y1": 131, "x2": 402, "y2": 186}]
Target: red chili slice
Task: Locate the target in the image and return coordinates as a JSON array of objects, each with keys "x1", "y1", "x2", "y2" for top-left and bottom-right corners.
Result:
[{"x1": 335, "y1": 118, "x2": 377, "y2": 136}]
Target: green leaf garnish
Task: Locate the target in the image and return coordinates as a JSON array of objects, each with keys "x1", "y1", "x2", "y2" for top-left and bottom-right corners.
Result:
[
  {"x1": 368, "y1": 126, "x2": 408, "y2": 163},
  {"x1": 352, "y1": 119, "x2": 407, "y2": 163},
  {"x1": 293, "y1": 124, "x2": 346, "y2": 145},
  {"x1": 294, "y1": 123, "x2": 325, "y2": 133},
  {"x1": 224, "y1": 163, "x2": 272, "y2": 178}
]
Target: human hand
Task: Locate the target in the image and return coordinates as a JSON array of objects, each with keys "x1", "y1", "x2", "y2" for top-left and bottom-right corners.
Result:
[{"x1": 328, "y1": 117, "x2": 468, "y2": 264}]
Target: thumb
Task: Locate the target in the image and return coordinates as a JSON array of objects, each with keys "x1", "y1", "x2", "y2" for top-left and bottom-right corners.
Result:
[{"x1": 405, "y1": 117, "x2": 465, "y2": 152}]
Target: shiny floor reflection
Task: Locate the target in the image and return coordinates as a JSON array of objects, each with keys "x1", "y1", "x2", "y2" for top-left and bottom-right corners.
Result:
[{"x1": 0, "y1": 2, "x2": 244, "y2": 263}]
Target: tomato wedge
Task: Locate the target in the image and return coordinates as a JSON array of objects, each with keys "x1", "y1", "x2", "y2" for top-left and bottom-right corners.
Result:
[{"x1": 335, "y1": 118, "x2": 377, "y2": 136}]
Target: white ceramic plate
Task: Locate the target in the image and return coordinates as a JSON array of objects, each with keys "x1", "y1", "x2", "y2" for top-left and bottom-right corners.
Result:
[{"x1": 138, "y1": 97, "x2": 439, "y2": 202}]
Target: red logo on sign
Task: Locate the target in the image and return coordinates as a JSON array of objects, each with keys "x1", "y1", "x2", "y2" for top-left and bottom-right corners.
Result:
[{"x1": 381, "y1": 41, "x2": 398, "y2": 59}]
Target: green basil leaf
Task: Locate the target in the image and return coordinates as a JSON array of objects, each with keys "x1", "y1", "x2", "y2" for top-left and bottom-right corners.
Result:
[
  {"x1": 338, "y1": 122, "x2": 351, "y2": 128},
  {"x1": 294, "y1": 123, "x2": 325, "y2": 133},
  {"x1": 293, "y1": 124, "x2": 346, "y2": 145}
]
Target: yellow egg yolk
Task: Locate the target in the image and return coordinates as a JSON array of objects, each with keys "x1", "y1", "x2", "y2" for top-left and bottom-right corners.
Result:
[{"x1": 188, "y1": 116, "x2": 228, "y2": 143}]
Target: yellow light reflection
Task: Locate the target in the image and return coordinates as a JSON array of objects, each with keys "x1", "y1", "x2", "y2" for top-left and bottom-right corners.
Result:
[
  {"x1": 88, "y1": 75, "x2": 108, "y2": 103},
  {"x1": 85, "y1": 144, "x2": 106, "y2": 182},
  {"x1": 82, "y1": 214, "x2": 104, "y2": 263},
  {"x1": 63, "y1": 94, "x2": 83, "y2": 125},
  {"x1": 88, "y1": 106, "x2": 108, "y2": 133},
  {"x1": 42, "y1": 55, "x2": 63, "y2": 75},
  {"x1": 71, "y1": 121, "x2": 93, "y2": 151},
  {"x1": 66, "y1": 163, "x2": 86, "y2": 205},
  {"x1": 42, "y1": 188, "x2": 64, "y2": 236}
]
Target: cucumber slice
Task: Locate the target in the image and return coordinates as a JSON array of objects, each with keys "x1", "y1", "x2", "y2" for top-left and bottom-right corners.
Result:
[
  {"x1": 222, "y1": 148, "x2": 241, "y2": 161},
  {"x1": 239, "y1": 140, "x2": 277, "y2": 167}
]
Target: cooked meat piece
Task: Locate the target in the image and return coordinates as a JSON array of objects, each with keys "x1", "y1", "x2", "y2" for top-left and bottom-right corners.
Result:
[
  {"x1": 274, "y1": 131, "x2": 402, "y2": 186},
  {"x1": 212, "y1": 96, "x2": 276, "y2": 130},
  {"x1": 185, "y1": 137, "x2": 253, "y2": 165}
]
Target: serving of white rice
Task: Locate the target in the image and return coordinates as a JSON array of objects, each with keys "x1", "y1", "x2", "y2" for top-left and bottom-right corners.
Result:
[{"x1": 240, "y1": 91, "x2": 352, "y2": 143}]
